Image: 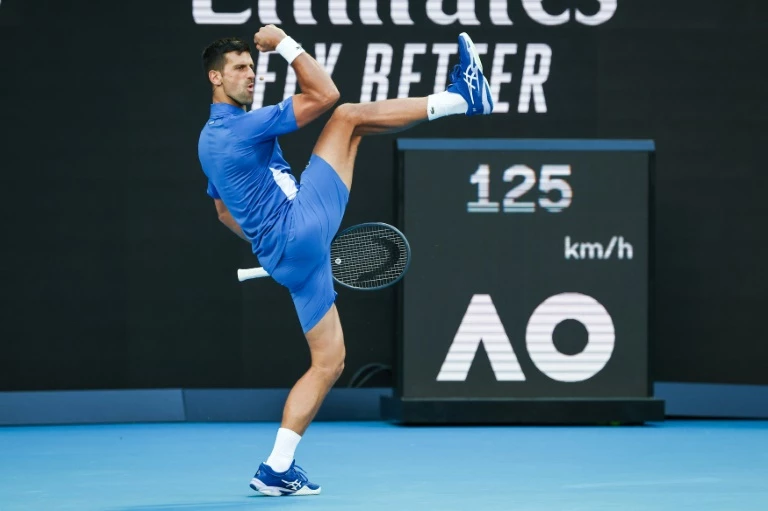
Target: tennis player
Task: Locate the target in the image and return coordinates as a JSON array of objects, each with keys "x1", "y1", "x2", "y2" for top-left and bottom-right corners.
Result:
[{"x1": 197, "y1": 25, "x2": 493, "y2": 496}]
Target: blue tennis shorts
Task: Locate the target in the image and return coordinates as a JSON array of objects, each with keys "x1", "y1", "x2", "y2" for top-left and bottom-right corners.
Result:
[{"x1": 270, "y1": 154, "x2": 350, "y2": 333}]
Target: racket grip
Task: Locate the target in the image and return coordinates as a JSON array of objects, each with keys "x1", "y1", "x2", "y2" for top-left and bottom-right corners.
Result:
[{"x1": 237, "y1": 267, "x2": 270, "y2": 281}]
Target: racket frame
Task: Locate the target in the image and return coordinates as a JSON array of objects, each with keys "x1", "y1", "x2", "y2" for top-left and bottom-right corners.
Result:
[
  {"x1": 236, "y1": 222, "x2": 411, "y2": 291},
  {"x1": 331, "y1": 222, "x2": 412, "y2": 291}
]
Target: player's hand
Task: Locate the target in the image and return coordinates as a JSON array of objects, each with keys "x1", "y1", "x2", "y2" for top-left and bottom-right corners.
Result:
[{"x1": 254, "y1": 25, "x2": 287, "y2": 52}]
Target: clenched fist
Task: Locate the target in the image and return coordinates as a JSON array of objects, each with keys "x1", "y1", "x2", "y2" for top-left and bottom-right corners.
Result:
[{"x1": 254, "y1": 25, "x2": 287, "y2": 52}]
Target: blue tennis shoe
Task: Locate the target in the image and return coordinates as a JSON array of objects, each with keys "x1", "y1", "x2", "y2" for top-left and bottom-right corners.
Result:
[
  {"x1": 249, "y1": 461, "x2": 321, "y2": 496},
  {"x1": 447, "y1": 32, "x2": 494, "y2": 116}
]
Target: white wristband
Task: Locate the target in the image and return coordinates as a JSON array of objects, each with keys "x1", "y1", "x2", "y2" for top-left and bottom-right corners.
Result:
[{"x1": 275, "y1": 36, "x2": 305, "y2": 64}]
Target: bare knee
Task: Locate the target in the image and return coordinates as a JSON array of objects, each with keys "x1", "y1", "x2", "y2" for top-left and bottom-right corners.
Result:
[
  {"x1": 329, "y1": 344, "x2": 345, "y2": 381},
  {"x1": 330, "y1": 103, "x2": 364, "y2": 128},
  {"x1": 332, "y1": 356, "x2": 345, "y2": 382},
  {"x1": 312, "y1": 345, "x2": 345, "y2": 384},
  {"x1": 305, "y1": 304, "x2": 346, "y2": 384}
]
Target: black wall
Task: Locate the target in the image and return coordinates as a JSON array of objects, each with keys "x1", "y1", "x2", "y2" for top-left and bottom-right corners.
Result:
[{"x1": 1, "y1": 0, "x2": 766, "y2": 390}]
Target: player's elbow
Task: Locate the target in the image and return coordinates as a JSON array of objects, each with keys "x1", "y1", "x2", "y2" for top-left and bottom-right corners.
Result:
[
  {"x1": 328, "y1": 86, "x2": 341, "y2": 105},
  {"x1": 315, "y1": 84, "x2": 340, "y2": 109},
  {"x1": 218, "y1": 212, "x2": 236, "y2": 229},
  {"x1": 321, "y1": 88, "x2": 340, "y2": 112}
]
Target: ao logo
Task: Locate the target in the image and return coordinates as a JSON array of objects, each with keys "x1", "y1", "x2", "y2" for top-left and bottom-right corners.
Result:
[{"x1": 437, "y1": 293, "x2": 615, "y2": 382}]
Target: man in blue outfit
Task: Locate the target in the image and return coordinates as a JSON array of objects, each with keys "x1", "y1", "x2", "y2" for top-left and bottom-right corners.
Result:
[{"x1": 198, "y1": 25, "x2": 493, "y2": 496}]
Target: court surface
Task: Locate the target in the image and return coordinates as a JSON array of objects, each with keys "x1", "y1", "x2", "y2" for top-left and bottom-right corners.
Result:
[{"x1": 1, "y1": 420, "x2": 766, "y2": 510}]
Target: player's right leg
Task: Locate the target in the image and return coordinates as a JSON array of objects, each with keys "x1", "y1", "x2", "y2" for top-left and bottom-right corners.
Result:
[
  {"x1": 249, "y1": 274, "x2": 343, "y2": 497},
  {"x1": 312, "y1": 32, "x2": 493, "y2": 191},
  {"x1": 249, "y1": 302, "x2": 341, "y2": 497},
  {"x1": 249, "y1": 157, "x2": 348, "y2": 497}
]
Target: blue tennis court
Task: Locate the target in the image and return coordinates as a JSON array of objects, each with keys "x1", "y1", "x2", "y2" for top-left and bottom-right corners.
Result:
[{"x1": 1, "y1": 420, "x2": 766, "y2": 510}]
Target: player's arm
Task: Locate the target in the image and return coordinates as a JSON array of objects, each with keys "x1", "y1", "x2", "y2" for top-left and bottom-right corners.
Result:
[
  {"x1": 254, "y1": 25, "x2": 339, "y2": 128},
  {"x1": 214, "y1": 199, "x2": 249, "y2": 242}
]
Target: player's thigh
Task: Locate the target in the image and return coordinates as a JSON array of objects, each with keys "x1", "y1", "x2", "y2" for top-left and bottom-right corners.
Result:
[
  {"x1": 311, "y1": 104, "x2": 363, "y2": 191},
  {"x1": 298, "y1": 154, "x2": 350, "y2": 247},
  {"x1": 270, "y1": 213, "x2": 325, "y2": 285},
  {"x1": 285, "y1": 260, "x2": 339, "y2": 336}
]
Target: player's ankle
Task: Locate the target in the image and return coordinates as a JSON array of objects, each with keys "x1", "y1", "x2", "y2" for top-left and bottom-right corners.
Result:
[
  {"x1": 265, "y1": 456, "x2": 293, "y2": 473},
  {"x1": 427, "y1": 91, "x2": 468, "y2": 120},
  {"x1": 265, "y1": 427, "x2": 301, "y2": 472}
]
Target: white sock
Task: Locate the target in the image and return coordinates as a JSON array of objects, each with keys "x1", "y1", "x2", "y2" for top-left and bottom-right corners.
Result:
[
  {"x1": 427, "y1": 91, "x2": 468, "y2": 121},
  {"x1": 265, "y1": 428, "x2": 301, "y2": 473}
]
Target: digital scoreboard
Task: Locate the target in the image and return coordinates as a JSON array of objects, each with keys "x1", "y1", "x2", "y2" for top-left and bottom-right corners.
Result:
[{"x1": 382, "y1": 139, "x2": 665, "y2": 424}]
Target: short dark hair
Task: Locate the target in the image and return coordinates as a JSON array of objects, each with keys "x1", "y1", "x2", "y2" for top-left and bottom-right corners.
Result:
[{"x1": 202, "y1": 37, "x2": 251, "y2": 74}]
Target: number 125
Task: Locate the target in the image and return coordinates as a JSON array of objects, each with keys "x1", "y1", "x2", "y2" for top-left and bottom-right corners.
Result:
[{"x1": 467, "y1": 164, "x2": 573, "y2": 214}]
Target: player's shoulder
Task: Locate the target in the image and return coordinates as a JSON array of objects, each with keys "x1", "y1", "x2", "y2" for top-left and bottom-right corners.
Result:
[
  {"x1": 201, "y1": 115, "x2": 237, "y2": 135},
  {"x1": 246, "y1": 97, "x2": 293, "y2": 116}
]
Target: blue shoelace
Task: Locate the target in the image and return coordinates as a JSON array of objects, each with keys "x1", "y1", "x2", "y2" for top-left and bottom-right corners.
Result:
[
  {"x1": 292, "y1": 465, "x2": 309, "y2": 484},
  {"x1": 450, "y1": 64, "x2": 462, "y2": 84}
]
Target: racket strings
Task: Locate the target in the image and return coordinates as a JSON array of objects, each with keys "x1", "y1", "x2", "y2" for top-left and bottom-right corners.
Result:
[{"x1": 330, "y1": 225, "x2": 408, "y2": 289}]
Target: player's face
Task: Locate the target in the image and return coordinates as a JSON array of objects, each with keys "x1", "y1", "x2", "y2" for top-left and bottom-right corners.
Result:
[{"x1": 221, "y1": 51, "x2": 255, "y2": 106}]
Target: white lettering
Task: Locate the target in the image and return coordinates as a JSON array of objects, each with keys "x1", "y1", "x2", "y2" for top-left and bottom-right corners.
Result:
[
  {"x1": 618, "y1": 237, "x2": 633, "y2": 259},
  {"x1": 253, "y1": 51, "x2": 277, "y2": 109},
  {"x1": 258, "y1": 0, "x2": 281, "y2": 24},
  {"x1": 392, "y1": 0, "x2": 415, "y2": 25},
  {"x1": 475, "y1": 43, "x2": 489, "y2": 60},
  {"x1": 581, "y1": 242, "x2": 604, "y2": 259},
  {"x1": 565, "y1": 237, "x2": 580, "y2": 259},
  {"x1": 315, "y1": 43, "x2": 343, "y2": 74},
  {"x1": 518, "y1": 43, "x2": 551, "y2": 113},
  {"x1": 360, "y1": 0, "x2": 383, "y2": 24},
  {"x1": 192, "y1": 0, "x2": 251, "y2": 24},
  {"x1": 284, "y1": 68, "x2": 297, "y2": 100},
  {"x1": 398, "y1": 43, "x2": 428, "y2": 98},
  {"x1": 431, "y1": 43, "x2": 458, "y2": 94},
  {"x1": 489, "y1": 43, "x2": 517, "y2": 114},
  {"x1": 576, "y1": 0, "x2": 617, "y2": 26},
  {"x1": 566, "y1": 237, "x2": 633, "y2": 260},
  {"x1": 438, "y1": 293, "x2": 616, "y2": 383},
  {"x1": 437, "y1": 295, "x2": 525, "y2": 382},
  {"x1": 426, "y1": 0, "x2": 480, "y2": 25},
  {"x1": 361, "y1": 44, "x2": 393, "y2": 102},
  {"x1": 194, "y1": 0, "x2": 619, "y2": 26},
  {"x1": 522, "y1": 0, "x2": 568, "y2": 26},
  {"x1": 328, "y1": 0, "x2": 352, "y2": 24},
  {"x1": 522, "y1": 0, "x2": 616, "y2": 26},
  {"x1": 295, "y1": 0, "x2": 317, "y2": 24},
  {"x1": 526, "y1": 293, "x2": 615, "y2": 382},
  {"x1": 358, "y1": 0, "x2": 415, "y2": 25},
  {"x1": 490, "y1": 0, "x2": 513, "y2": 25}
]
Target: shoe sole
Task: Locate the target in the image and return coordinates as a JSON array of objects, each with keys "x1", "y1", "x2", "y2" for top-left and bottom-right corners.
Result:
[
  {"x1": 250, "y1": 478, "x2": 322, "y2": 497},
  {"x1": 459, "y1": 32, "x2": 483, "y2": 73}
]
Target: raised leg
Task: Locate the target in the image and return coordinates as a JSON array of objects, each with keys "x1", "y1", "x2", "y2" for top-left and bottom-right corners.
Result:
[{"x1": 311, "y1": 98, "x2": 429, "y2": 190}]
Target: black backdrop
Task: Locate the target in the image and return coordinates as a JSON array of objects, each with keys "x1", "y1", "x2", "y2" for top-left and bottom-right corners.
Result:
[{"x1": 1, "y1": 0, "x2": 767, "y2": 390}]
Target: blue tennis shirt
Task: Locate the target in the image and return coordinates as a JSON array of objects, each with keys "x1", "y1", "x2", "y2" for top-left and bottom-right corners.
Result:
[{"x1": 198, "y1": 98, "x2": 299, "y2": 272}]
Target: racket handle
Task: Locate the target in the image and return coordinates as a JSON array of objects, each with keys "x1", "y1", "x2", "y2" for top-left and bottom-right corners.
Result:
[{"x1": 237, "y1": 267, "x2": 270, "y2": 281}]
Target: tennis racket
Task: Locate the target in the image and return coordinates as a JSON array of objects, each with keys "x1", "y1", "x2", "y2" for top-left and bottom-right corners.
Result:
[{"x1": 237, "y1": 222, "x2": 411, "y2": 291}]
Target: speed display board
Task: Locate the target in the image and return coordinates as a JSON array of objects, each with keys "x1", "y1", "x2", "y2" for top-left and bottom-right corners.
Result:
[{"x1": 395, "y1": 139, "x2": 656, "y2": 405}]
